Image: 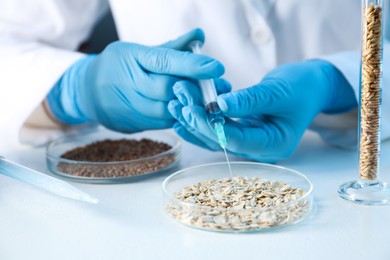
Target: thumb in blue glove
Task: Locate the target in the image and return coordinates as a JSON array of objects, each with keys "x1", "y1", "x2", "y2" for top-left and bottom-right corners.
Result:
[
  {"x1": 168, "y1": 78, "x2": 232, "y2": 151},
  {"x1": 47, "y1": 28, "x2": 224, "y2": 133},
  {"x1": 169, "y1": 59, "x2": 357, "y2": 162}
]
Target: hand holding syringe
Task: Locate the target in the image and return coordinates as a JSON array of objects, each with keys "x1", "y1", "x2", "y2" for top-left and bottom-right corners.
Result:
[
  {"x1": 188, "y1": 41, "x2": 228, "y2": 149},
  {"x1": 188, "y1": 41, "x2": 233, "y2": 178}
]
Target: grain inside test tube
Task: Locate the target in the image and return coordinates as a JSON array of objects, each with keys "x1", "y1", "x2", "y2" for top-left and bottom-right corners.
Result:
[{"x1": 359, "y1": 3, "x2": 382, "y2": 180}]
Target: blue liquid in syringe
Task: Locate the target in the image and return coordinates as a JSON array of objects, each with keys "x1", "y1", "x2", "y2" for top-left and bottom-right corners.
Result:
[
  {"x1": 189, "y1": 40, "x2": 233, "y2": 180},
  {"x1": 206, "y1": 102, "x2": 227, "y2": 146},
  {"x1": 206, "y1": 102, "x2": 233, "y2": 179}
]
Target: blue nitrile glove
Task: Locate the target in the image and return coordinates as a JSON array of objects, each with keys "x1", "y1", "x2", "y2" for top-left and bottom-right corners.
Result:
[
  {"x1": 47, "y1": 29, "x2": 224, "y2": 133},
  {"x1": 168, "y1": 78, "x2": 233, "y2": 151},
  {"x1": 168, "y1": 60, "x2": 357, "y2": 162}
]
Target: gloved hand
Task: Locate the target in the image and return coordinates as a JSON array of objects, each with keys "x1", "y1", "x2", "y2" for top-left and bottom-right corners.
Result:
[
  {"x1": 47, "y1": 28, "x2": 224, "y2": 132},
  {"x1": 168, "y1": 60, "x2": 357, "y2": 162}
]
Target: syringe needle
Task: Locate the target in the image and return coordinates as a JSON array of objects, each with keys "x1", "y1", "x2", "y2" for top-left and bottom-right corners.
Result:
[
  {"x1": 0, "y1": 156, "x2": 98, "y2": 204},
  {"x1": 189, "y1": 41, "x2": 228, "y2": 147},
  {"x1": 189, "y1": 41, "x2": 234, "y2": 181},
  {"x1": 214, "y1": 122, "x2": 227, "y2": 148}
]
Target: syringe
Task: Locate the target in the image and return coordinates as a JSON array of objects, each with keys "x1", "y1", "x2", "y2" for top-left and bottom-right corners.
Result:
[{"x1": 189, "y1": 41, "x2": 227, "y2": 148}]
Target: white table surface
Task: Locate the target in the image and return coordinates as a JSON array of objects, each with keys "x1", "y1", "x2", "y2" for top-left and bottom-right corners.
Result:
[{"x1": 1, "y1": 130, "x2": 390, "y2": 260}]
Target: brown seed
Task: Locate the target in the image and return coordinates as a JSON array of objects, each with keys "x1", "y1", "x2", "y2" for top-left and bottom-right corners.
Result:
[{"x1": 57, "y1": 138, "x2": 174, "y2": 178}]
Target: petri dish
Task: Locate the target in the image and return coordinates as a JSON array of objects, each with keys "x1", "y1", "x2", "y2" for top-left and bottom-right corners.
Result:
[
  {"x1": 46, "y1": 128, "x2": 180, "y2": 184},
  {"x1": 162, "y1": 162, "x2": 313, "y2": 233}
]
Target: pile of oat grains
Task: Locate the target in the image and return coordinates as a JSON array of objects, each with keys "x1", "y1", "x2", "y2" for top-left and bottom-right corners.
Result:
[
  {"x1": 166, "y1": 176, "x2": 310, "y2": 231},
  {"x1": 359, "y1": 3, "x2": 383, "y2": 180}
]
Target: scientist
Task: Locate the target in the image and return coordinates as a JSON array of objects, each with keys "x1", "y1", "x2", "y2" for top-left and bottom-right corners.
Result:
[
  {"x1": 118, "y1": 0, "x2": 390, "y2": 162},
  {"x1": 1, "y1": 0, "x2": 389, "y2": 162},
  {"x1": 0, "y1": 2, "x2": 223, "y2": 149}
]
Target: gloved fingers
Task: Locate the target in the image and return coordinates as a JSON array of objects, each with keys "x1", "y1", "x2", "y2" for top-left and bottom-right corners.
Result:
[
  {"x1": 168, "y1": 99, "x2": 189, "y2": 123},
  {"x1": 136, "y1": 72, "x2": 225, "y2": 103},
  {"x1": 172, "y1": 79, "x2": 232, "y2": 107},
  {"x1": 124, "y1": 86, "x2": 173, "y2": 119},
  {"x1": 178, "y1": 106, "x2": 282, "y2": 162},
  {"x1": 93, "y1": 100, "x2": 175, "y2": 133},
  {"x1": 217, "y1": 80, "x2": 291, "y2": 118},
  {"x1": 222, "y1": 124, "x2": 269, "y2": 154},
  {"x1": 235, "y1": 114, "x2": 267, "y2": 127},
  {"x1": 104, "y1": 116, "x2": 175, "y2": 133},
  {"x1": 181, "y1": 105, "x2": 223, "y2": 144},
  {"x1": 214, "y1": 78, "x2": 232, "y2": 95},
  {"x1": 135, "y1": 45, "x2": 225, "y2": 79},
  {"x1": 173, "y1": 81, "x2": 203, "y2": 106},
  {"x1": 168, "y1": 100, "x2": 220, "y2": 151},
  {"x1": 181, "y1": 104, "x2": 293, "y2": 161},
  {"x1": 223, "y1": 120, "x2": 296, "y2": 162},
  {"x1": 173, "y1": 122, "x2": 220, "y2": 151},
  {"x1": 135, "y1": 73, "x2": 178, "y2": 101},
  {"x1": 160, "y1": 28, "x2": 205, "y2": 51}
]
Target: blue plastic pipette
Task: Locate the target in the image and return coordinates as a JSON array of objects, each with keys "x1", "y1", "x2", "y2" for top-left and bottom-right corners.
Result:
[{"x1": 0, "y1": 156, "x2": 98, "y2": 204}]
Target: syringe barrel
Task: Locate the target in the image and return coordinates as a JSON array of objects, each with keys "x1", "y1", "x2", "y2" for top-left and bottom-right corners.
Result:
[
  {"x1": 189, "y1": 40, "x2": 225, "y2": 127},
  {"x1": 189, "y1": 40, "x2": 219, "y2": 105},
  {"x1": 199, "y1": 79, "x2": 218, "y2": 105},
  {"x1": 206, "y1": 101, "x2": 225, "y2": 126}
]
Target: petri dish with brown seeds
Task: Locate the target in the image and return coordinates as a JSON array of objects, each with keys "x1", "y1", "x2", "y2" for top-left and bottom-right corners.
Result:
[{"x1": 46, "y1": 128, "x2": 180, "y2": 183}]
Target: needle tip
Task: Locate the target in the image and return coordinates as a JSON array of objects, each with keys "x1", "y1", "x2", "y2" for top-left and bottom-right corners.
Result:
[{"x1": 214, "y1": 123, "x2": 227, "y2": 148}]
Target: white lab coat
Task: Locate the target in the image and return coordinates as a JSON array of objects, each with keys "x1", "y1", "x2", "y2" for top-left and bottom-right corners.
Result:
[{"x1": 1, "y1": 0, "x2": 389, "y2": 152}]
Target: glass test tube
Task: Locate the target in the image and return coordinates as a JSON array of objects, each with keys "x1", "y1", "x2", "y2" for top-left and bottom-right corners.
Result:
[{"x1": 338, "y1": 0, "x2": 390, "y2": 205}]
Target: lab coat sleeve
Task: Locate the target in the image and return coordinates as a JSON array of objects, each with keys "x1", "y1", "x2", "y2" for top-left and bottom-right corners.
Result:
[
  {"x1": 0, "y1": 0, "x2": 109, "y2": 149},
  {"x1": 311, "y1": 45, "x2": 390, "y2": 149}
]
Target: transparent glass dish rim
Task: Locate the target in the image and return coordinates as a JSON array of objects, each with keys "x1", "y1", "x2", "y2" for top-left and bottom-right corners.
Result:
[
  {"x1": 46, "y1": 128, "x2": 181, "y2": 182},
  {"x1": 47, "y1": 130, "x2": 181, "y2": 165},
  {"x1": 162, "y1": 161, "x2": 313, "y2": 212}
]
